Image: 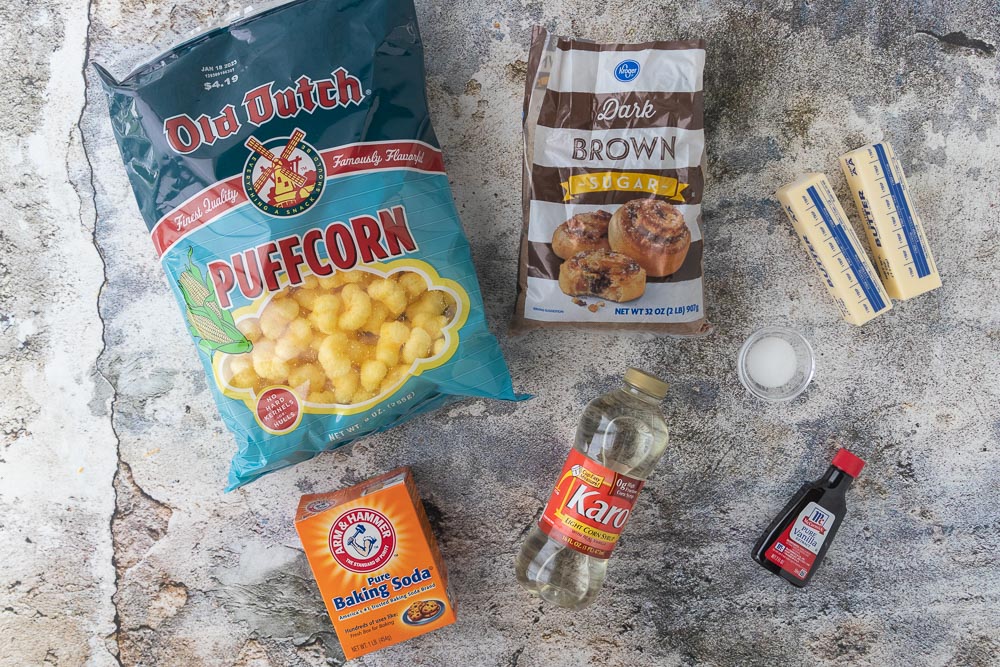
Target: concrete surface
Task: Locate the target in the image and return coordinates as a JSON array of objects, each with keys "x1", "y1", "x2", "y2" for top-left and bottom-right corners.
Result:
[{"x1": 2, "y1": 1, "x2": 999, "y2": 665}]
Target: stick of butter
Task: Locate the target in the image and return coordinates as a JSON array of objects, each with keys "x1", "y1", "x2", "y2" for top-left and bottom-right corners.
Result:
[
  {"x1": 839, "y1": 142, "x2": 942, "y2": 300},
  {"x1": 776, "y1": 173, "x2": 892, "y2": 326}
]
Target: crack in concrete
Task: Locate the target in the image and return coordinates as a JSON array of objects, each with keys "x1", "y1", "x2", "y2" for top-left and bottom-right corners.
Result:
[
  {"x1": 73, "y1": 0, "x2": 127, "y2": 664},
  {"x1": 916, "y1": 29, "x2": 997, "y2": 56},
  {"x1": 111, "y1": 460, "x2": 174, "y2": 572}
]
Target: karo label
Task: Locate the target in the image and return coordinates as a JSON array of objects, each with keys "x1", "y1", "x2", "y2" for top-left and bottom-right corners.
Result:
[
  {"x1": 243, "y1": 129, "x2": 325, "y2": 216},
  {"x1": 329, "y1": 508, "x2": 397, "y2": 573},
  {"x1": 538, "y1": 449, "x2": 644, "y2": 559}
]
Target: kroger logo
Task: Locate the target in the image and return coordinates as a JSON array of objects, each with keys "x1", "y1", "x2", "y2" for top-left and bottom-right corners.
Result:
[{"x1": 614, "y1": 59, "x2": 640, "y2": 82}]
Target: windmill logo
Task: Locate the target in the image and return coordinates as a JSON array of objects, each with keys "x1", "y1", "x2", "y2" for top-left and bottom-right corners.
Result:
[{"x1": 243, "y1": 128, "x2": 325, "y2": 217}]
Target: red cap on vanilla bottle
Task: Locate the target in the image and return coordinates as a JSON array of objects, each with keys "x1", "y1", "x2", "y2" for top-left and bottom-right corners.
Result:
[{"x1": 832, "y1": 448, "x2": 865, "y2": 478}]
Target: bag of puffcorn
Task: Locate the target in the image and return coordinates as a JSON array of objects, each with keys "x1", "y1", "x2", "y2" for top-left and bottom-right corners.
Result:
[{"x1": 96, "y1": 0, "x2": 519, "y2": 490}]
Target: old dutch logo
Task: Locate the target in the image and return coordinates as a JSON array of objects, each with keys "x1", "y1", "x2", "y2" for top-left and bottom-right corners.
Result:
[
  {"x1": 243, "y1": 128, "x2": 325, "y2": 217},
  {"x1": 329, "y1": 508, "x2": 397, "y2": 573}
]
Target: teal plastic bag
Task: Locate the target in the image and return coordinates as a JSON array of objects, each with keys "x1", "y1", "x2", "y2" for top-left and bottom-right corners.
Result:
[{"x1": 96, "y1": 0, "x2": 520, "y2": 489}]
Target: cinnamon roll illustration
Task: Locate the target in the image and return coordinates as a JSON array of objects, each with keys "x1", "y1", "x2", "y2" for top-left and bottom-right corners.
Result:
[
  {"x1": 608, "y1": 199, "x2": 691, "y2": 277},
  {"x1": 551, "y1": 210, "x2": 612, "y2": 260},
  {"x1": 558, "y1": 250, "x2": 646, "y2": 302}
]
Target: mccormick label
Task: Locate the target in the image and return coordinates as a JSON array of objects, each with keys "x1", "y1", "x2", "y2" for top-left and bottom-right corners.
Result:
[
  {"x1": 764, "y1": 502, "x2": 837, "y2": 580},
  {"x1": 538, "y1": 449, "x2": 645, "y2": 559}
]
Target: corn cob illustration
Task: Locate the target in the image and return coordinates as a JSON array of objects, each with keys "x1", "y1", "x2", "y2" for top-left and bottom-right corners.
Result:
[
  {"x1": 186, "y1": 308, "x2": 235, "y2": 345},
  {"x1": 177, "y1": 247, "x2": 252, "y2": 355},
  {"x1": 179, "y1": 271, "x2": 225, "y2": 320}
]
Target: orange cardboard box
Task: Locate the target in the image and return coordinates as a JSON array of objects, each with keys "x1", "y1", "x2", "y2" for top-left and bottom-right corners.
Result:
[{"x1": 295, "y1": 467, "x2": 456, "y2": 659}]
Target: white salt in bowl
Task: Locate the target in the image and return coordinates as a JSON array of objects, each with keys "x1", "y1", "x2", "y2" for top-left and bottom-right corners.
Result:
[{"x1": 737, "y1": 327, "x2": 815, "y2": 402}]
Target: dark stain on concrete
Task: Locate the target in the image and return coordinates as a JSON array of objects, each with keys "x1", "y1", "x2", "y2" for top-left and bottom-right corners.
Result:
[
  {"x1": 811, "y1": 619, "x2": 879, "y2": 661},
  {"x1": 421, "y1": 496, "x2": 447, "y2": 541},
  {"x1": 709, "y1": 137, "x2": 783, "y2": 181},
  {"x1": 703, "y1": 8, "x2": 785, "y2": 135},
  {"x1": 795, "y1": 414, "x2": 884, "y2": 462},
  {"x1": 505, "y1": 59, "x2": 528, "y2": 84},
  {"x1": 782, "y1": 98, "x2": 820, "y2": 143},
  {"x1": 917, "y1": 30, "x2": 996, "y2": 56}
]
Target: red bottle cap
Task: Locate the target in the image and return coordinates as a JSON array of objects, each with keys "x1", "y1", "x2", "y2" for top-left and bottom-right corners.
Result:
[{"x1": 832, "y1": 448, "x2": 865, "y2": 478}]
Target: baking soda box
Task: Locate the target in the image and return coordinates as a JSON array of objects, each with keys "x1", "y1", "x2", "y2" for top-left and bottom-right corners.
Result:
[{"x1": 295, "y1": 467, "x2": 456, "y2": 659}]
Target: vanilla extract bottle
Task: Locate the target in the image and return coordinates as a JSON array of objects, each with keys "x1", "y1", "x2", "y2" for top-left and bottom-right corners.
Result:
[
  {"x1": 751, "y1": 448, "x2": 865, "y2": 587},
  {"x1": 515, "y1": 369, "x2": 670, "y2": 610}
]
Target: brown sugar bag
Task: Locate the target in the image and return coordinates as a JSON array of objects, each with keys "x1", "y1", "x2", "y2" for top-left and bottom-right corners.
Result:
[{"x1": 513, "y1": 27, "x2": 712, "y2": 336}]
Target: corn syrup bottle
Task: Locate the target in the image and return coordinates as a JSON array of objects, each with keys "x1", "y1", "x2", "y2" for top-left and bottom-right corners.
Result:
[
  {"x1": 752, "y1": 448, "x2": 865, "y2": 587},
  {"x1": 515, "y1": 368, "x2": 670, "y2": 610}
]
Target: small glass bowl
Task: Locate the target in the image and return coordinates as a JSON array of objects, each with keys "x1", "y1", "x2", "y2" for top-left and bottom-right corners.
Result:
[{"x1": 737, "y1": 327, "x2": 815, "y2": 402}]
